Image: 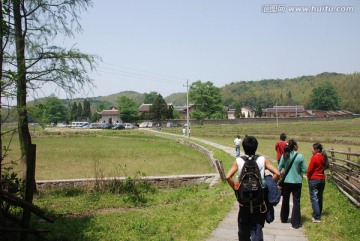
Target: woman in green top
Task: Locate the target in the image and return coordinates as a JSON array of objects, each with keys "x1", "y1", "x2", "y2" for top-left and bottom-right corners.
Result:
[{"x1": 278, "y1": 139, "x2": 307, "y2": 229}]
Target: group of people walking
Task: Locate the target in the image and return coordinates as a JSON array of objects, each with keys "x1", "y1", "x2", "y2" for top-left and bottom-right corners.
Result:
[{"x1": 228, "y1": 133, "x2": 329, "y2": 241}]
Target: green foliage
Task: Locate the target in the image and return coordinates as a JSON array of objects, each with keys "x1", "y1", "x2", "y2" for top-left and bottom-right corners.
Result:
[
  {"x1": 189, "y1": 80, "x2": 223, "y2": 118},
  {"x1": 149, "y1": 94, "x2": 169, "y2": 121},
  {"x1": 1, "y1": 160, "x2": 22, "y2": 195},
  {"x1": 30, "y1": 95, "x2": 68, "y2": 124},
  {"x1": 222, "y1": 72, "x2": 359, "y2": 113},
  {"x1": 70, "y1": 102, "x2": 78, "y2": 121},
  {"x1": 102, "y1": 176, "x2": 157, "y2": 205},
  {"x1": 234, "y1": 106, "x2": 241, "y2": 119},
  {"x1": 118, "y1": 96, "x2": 138, "y2": 123},
  {"x1": 309, "y1": 81, "x2": 341, "y2": 110},
  {"x1": 255, "y1": 105, "x2": 262, "y2": 117},
  {"x1": 82, "y1": 99, "x2": 91, "y2": 120},
  {"x1": 144, "y1": 91, "x2": 159, "y2": 104},
  {"x1": 77, "y1": 103, "x2": 83, "y2": 120},
  {"x1": 191, "y1": 111, "x2": 206, "y2": 120}
]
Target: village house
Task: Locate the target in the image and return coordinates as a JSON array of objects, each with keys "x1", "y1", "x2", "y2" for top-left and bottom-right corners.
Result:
[
  {"x1": 227, "y1": 107, "x2": 256, "y2": 119},
  {"x1": 138, "y1": 103, "x2": 174, "y2": 116},
  {"x1": 98, "y1": 106, "x2": 122, "y2": 124},
  {"x1": 176, "y1": 104, "x2": 195, "y2": 119},
  {"x1": 262, "y1": 106, "x2": 305, "y2": 118}
]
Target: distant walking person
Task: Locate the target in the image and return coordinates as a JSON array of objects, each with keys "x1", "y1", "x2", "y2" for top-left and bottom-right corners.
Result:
[
  {"x1": 307, "y1": 143, "x2": 327, "y2": 223},
  {"x1": 226, "y1": 135, "x2": 280, "y2": 241},
  {"x1": 275, "y1": 133, "x2": 287, "y2": 164},
  {"x1": 278, "y1": 139, "x2": 307, "y2": 229},
  {"x1": 234, "y1": 135, "x2": 242, "y2": 157}
]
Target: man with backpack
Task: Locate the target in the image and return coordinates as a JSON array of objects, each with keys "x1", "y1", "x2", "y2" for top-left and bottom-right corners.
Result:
[{"x1": 226, "y1": 135, "x2": 280, "y2": 241}]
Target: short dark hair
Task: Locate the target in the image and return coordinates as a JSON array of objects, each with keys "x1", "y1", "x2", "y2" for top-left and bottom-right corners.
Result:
[
  {"x1": 280, "y1": 133, "x2": 287, "y2": 141},
  {"x1": 242, "y1": 135, "x2": 258, "y2": 156},
  {"x1": 313, "y1": 142, "x2": 323, "y2": 152}
]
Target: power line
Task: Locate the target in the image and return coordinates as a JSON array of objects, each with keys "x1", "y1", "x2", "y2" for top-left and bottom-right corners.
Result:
[
  {"x1": 101, "y1": 62, "x2": 188, "y2": 81},
  {"x1": 96, "y1": 66, "x2": 182, "y2": 85}
]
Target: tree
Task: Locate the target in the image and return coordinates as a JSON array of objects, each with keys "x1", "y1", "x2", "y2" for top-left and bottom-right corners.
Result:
[
  {"x1": 70, "y1": 102, "x2": 78, "y2": 121},
  {"x1": 77, "y1": 103, "x2": 83, "y2": 121},
  {"x1": 144, "y1": 92, "x2": 159, "y2": 104},
  {"x1": 118, "y1": 96, "x2": 138, "y2": 123},
  {"x1": 83, "y1": 99, "x2": 91, "y2": 120},
  {"x1": 234, "y1": 106, "x2": 242, "y2": 118},
  {"x1": 2, "y1": 0, "x2": 95, "y2": 201},
  {"x1": 189, "y1": 80, "x2": 223, "y2": 119},
  {"x1": 149, "y1": 94, "x2": 168, "y2": 121},
  {"x1": 309, "y1": 82, "x2": 341, "y2": 110},
  {"x1": 31, "y1": 95, "x2": 68, "y2": 124},
  {"x1": 255, "y1": 105, "x2": 263, "y2": 117}
]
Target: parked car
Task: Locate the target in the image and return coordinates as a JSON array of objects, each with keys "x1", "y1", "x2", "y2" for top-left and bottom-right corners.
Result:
[
  {"x1": 101, "y1": 123, "x2": 113, "y2": 129},
  {"x1": 112, "y1": 123, "x2": 125, "y2": 130},
  {"x1": 124, "y1": 123, "x2": 137, "y2": 129},
  {"x1": 89, "y1": 123, "x2": 102, "y2": 129},
  {"x1": 139, "y1": 122, "x2": 153, "y2": 128}
]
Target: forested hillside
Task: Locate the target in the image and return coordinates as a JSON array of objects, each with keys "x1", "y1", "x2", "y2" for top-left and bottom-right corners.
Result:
[
  {"x1": 221, "y1": 72, "x2": 360, "y2": 113},
  {"x1": 25, "y1": 72, "x2": 360, "y2": 115}
]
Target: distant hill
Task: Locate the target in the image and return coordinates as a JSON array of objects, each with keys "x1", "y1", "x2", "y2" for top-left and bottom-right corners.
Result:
[
  {"x1": 88, "y1": 91, "x2": 145, "y2": 109},
  {"x1": 164, "y1": 92, "x2": 187, "y2": 106},
  {"x1": 221, "y1": 72, "x2": 360, "y2": 113},
  {"x1": 26, "y1": 72, "x2": 360, "y2": 114}
]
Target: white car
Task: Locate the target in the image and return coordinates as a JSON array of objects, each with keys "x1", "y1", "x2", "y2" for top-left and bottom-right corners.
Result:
[
  {"x1": 124, "y1": 123, "x2": 137, "y2": 129},
  {"x1": 139, "y1": 122, "x2": 153, "y2": 128}
]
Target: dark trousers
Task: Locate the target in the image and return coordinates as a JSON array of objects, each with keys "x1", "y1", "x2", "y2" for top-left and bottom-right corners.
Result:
[
  {"x1": 238, "y1": 205, "x2": 266, "y2": 241},
  {"x1": 280, "y1": 183, "x2": 302, "y2": 228},
  {"x1": 309, "y1": 179, "x2": 325, "y2": 220}
]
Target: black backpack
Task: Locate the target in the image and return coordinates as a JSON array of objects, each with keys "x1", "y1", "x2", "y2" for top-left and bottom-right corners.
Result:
[{"x1": 236, "y1": 155, "x2": 266, "y2": 213}]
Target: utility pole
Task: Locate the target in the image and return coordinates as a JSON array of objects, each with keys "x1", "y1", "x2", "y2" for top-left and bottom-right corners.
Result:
[
  {"x1": 275, "y1": 101, "x2": 279, "y2": 127},
  {"x1": 186, "y1": 79, "x2": 190, "y2": 138}
]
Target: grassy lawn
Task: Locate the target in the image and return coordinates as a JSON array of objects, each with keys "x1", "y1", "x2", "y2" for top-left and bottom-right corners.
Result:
[
  {"x1": 2, "y1": 118, "x2": 359, "y2": 240},
  {"x1": 3, "y1": 130, "x2": 212, "y2": 180},
  {"x1": 31, "y1": 183, "x2": 234, "y2": 241}
]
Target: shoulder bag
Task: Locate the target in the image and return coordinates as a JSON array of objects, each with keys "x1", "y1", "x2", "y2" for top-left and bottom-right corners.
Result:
[{"x1": 278, "y1": 153, "x2": 298, "y2": 188}]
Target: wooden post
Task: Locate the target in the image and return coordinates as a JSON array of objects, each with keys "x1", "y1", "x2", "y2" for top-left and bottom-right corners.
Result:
[{"x1": 215, "y1": 160, "x2": 226, "y2": 182}]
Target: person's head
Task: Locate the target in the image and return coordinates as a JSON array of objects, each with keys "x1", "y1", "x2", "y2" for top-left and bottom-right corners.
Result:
[
  {"x1": 237, "y1": 135, "x2": 240, "y2": 139},
  {"x1": 312, "y1": 142, "x2": 323, "y2": 155},
  {"x1": 242, "y1": 135, "x2": 258, "y2": 156},
  {"x1": 283, "y1": 139, "x2": 297, "y2": 159},
  {"x1": 280, "y1": 133, "x2": 287, "y2": 141}
]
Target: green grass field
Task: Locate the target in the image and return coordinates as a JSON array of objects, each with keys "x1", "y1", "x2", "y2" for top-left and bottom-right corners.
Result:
[
  {"x1": 1, "y1": 118, "x2": 359, "y2": 240},
  {"x1": 3, "y1": 130, "x2": 212, "y2": 180}
]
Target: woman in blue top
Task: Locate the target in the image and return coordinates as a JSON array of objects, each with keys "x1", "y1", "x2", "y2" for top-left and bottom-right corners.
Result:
[{"x1": 278, "y1": 139, "x2": 307, "y2": 229}]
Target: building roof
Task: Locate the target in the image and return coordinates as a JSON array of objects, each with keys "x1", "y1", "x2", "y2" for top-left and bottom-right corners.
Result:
[
  {"x1": 262, "y1": 106, "x2": 305, "y2": 113},
  {"x1": 98, "y1": 106, "x2": 119, "y2": 115},
  {"x1": 138, "y1": 103, "x2": 174, "y2": 112}
]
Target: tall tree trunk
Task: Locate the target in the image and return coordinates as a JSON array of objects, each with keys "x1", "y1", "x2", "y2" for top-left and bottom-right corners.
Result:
[
  {"x1": 13, "y1": 0, "x2": 32, "y2": 181},
  {"x1": 0, "y1": 0, "x2": 4, "y2": 179}
]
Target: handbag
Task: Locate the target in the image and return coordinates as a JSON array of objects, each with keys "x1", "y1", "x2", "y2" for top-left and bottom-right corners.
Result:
[{"x1": 278, "y1": 153, "x2": 298, "y2": 188}]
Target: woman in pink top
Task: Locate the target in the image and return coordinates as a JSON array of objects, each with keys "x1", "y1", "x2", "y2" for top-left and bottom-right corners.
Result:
[{"x1": 307, "y1": 143, "x2": 326, "y2": 223}]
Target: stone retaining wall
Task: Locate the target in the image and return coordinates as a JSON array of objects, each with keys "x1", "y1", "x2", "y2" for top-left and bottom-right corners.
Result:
[{"x1": 36, "y1": 174, "x2": 217, "y2": 191}]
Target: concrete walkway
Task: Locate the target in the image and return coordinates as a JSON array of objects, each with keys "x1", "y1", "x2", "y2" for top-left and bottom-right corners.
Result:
[
  {"x1": 189, "y1": 137, "x2": 308, "y2": 241},
  {"x1": 145, "y1": 130, "x2": 307, "y2": 241}
]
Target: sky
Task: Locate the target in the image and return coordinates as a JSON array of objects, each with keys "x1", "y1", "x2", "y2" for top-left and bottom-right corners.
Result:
[{"x1": 33, "y1": 0, "x2": 360, "y2": 100}]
